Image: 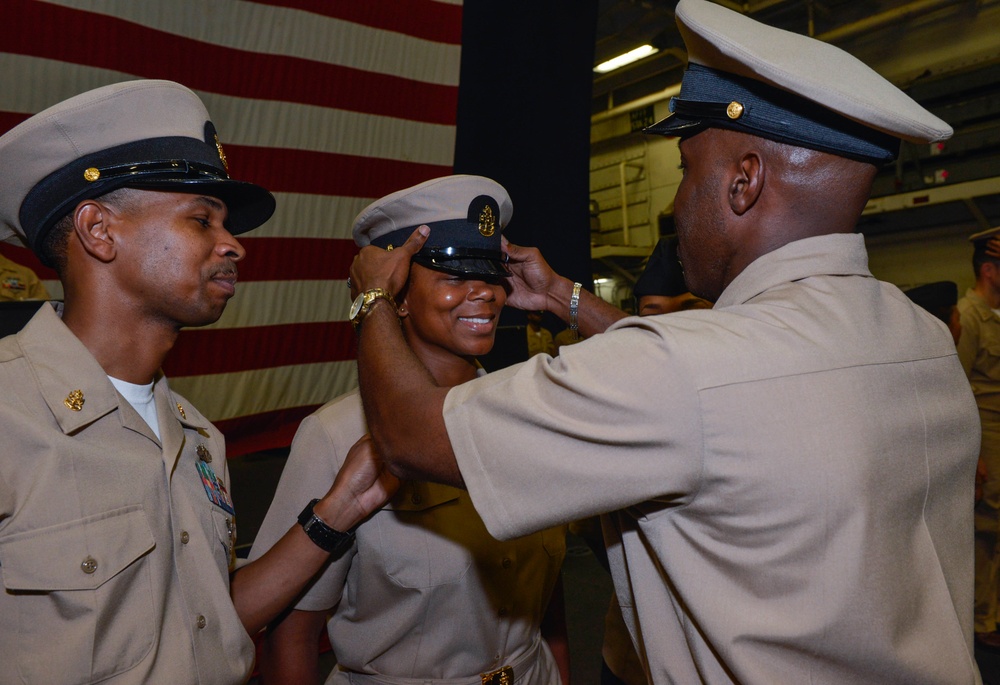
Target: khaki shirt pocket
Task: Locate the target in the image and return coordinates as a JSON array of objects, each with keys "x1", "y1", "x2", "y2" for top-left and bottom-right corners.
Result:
[
  {"x1": 374, "y1": 485, "x2": 473, "y2": 588},
  {"x1": 0, "y1": 505, "x2": 156, "y2": 685}
]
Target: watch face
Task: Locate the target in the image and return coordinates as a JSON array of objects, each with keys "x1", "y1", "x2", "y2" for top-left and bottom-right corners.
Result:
[{"x1": 349, "y1": 292, "x2": 367, "y2": 321}]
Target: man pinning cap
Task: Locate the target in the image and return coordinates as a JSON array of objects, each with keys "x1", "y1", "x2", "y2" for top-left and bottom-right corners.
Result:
[
  {"x1": 349, "y1": 1, "x2": 981, "y2": 682},
  {"x1": 0, "y1": 80, "x2": 396, "y2": 685}
]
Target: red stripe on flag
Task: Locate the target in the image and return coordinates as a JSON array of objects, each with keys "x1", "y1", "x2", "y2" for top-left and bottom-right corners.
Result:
[
  {"x1": 239, "y1": 237, "x2": 355, "y2": 281},
  {"x1": 1, "y1": 234, "x2": 355, "y2": 284},
  {"x1": 163, "y1": 321, "x2": 358, "y2": 377},
  {"x1": 0, "y1": 111, "x2": 28, "y2": 134},
  {"x1": 1, "y1": 0, "x2": 458, "y2": 125},
  {"x1": 225, "y1": 144, "x2": 453, "y2": 199},
  {"x1": 0, "y1": 244, "x2": 57, "y2": 279},
  {"x1": 217, "y1": 403, "x2": 322, "y2": 458},
  {"x1": 247, "y1": 0, "x2": 463, "y2": 44}
]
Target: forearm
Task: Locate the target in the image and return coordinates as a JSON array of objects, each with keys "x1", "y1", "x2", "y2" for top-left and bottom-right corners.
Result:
[
  {"x1": 231, "y1": 491, "x2": 362, "y2": 635},
  {"x1": 356, "y1": 301, "x2": 463, "y2": 486},
  {"x1": 544, "y1": 276, "x2": 627, "y2": 338},
  {"x1": 257, "y1": 609, "x2": 327, "y2": 685}
]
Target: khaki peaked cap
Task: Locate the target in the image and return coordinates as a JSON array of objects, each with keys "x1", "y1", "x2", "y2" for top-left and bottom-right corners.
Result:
[
  {"x1": 0, "y1": 79, "x2": 274, "y2": 262},
  {"x1": 353, "y1": 175, "x2": 512, "y2": 279},
  {"x1": 646, "y1": 0, "x2": 953, "y2": 163}
]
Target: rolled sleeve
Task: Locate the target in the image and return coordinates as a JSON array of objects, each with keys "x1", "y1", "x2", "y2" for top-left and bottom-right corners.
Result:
[{"x1": 445, "y1": 318, "x2": 704, "y2": 540}]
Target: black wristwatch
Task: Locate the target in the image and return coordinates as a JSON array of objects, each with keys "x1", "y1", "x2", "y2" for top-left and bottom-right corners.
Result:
[{"x1": 297, "y1": 499, "x2": 356, "y2": 554}]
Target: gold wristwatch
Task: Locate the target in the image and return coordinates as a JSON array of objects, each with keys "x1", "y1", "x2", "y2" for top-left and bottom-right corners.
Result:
[{"x1": 349, "y1": 287, "x2": 397, "y2": 328}]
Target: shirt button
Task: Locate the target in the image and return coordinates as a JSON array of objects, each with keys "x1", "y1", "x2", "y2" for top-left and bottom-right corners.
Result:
[
  {"x1": 498, "y1": 607, "x2": 509, "y2": 617},
  {"x1": 410, "y1": 493, "x2": 422, "y2": 505},
  {"x1": 80, "y1": 556, "x2": 98, "y2": 574},
  {"x1": 180, "y1": 531, "x2": 190, "y2": 544},
  {"x1": 501, "y1": 557, "x2": 512, "y2": 569},
  {"x1": 195, "y1": 615, "x2": 206, "y2": 629}
]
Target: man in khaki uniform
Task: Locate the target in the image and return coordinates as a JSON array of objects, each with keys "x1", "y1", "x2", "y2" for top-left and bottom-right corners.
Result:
[
  {"x1": 348, "y1": 1, "x2": 981, "y2": 683},
  {"x1": 0, "y1": 80, "x2": 397, "y2": 685},
  {"x1": 958, "y1": 228, "x2": 1000, "y2": 648},
  {"x1": 0, "y1": 252, "x2": 49, "y2": 301}
]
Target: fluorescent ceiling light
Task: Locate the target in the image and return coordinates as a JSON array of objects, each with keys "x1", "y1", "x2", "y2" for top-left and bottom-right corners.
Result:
[{"x1": 594, "y1": 45, "x2": 659, "y2": 74}]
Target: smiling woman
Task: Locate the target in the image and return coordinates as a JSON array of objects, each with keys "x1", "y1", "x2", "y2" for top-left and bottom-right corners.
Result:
[{"x1": 248, "y1": 175, "x2": 570, "y2": 685}]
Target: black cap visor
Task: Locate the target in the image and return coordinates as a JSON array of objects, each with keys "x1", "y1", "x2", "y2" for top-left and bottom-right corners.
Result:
[
  {"x1": 413, "y1": 247, "x2": 510, "y2": 280},
  {"x1": 642, "y1": 64, "x2": 900, "y2": 164},
  {"x1": 124, "y1": 176, "x2": 275, "y2": 236}
]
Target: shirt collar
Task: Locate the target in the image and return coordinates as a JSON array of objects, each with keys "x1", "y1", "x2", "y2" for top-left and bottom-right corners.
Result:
[{"x1": 714, "y1": 233, "x2": 871, "y2": 308}]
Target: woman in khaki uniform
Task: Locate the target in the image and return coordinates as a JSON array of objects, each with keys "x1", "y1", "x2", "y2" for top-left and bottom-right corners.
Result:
[{"x1": 250, "y1": 176, "x2": 569, "y2": 685}]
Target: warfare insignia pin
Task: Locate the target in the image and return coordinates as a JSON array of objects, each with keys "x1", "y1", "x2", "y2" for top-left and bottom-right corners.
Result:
[
  {"x1": 64, "y1": 389, "x2": 85, "y2": 411},
  {"x1": 479, "y1": 204, "x2": 495, "y2": 237},
  {"x1": 197, "y1": 444, "x2": 212, "y2": 463},
  {"x1": 214, "y1": 134, "x2": 229, "y2": 174}
]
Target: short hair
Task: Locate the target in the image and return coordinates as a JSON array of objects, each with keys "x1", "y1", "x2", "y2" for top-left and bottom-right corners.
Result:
[{"x1": 39, "y1": 187, "x2": 144, "y2": 275}]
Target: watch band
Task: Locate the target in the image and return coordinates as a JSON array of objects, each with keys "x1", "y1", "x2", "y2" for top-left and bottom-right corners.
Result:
[
  {"x1": 350, "y1": 287, "x2": 398, "y2": 329},
  {"x1": 297, "y1": 498, "x2": 356, "y2": 554},
  {"x1": 569, "y1": 281, "x2": 582, "y2": 331}
]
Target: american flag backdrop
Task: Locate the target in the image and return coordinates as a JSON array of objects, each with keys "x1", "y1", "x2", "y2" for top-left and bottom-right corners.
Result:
[{"x1": 0, "y1": 0, "x2": 464, "y2": 456}]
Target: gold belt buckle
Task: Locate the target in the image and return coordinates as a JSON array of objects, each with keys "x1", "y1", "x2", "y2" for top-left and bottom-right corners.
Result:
[{"x1": 480, "y1": 665, "x2": 513, "y2": 685}]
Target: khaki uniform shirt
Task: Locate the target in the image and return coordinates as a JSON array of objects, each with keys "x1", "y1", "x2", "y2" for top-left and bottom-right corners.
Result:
[
  {"x1": 957, "y1": 289, "x2": 1000, "y2": 416},
  {"x1": 0, "y1": 304, "x2": 253, "y2": 685},
  {"x1": 444, "y1": 234, "x2": 981, "y2": 684},
  {"x1": 250, "y1": 390, "x2": 566, "y2": 683},
  {"x1": 0, "y1": 253, "x2": 49, "y2": 301},
  {"x1": 956, "y1": 289, "x2": 1000, "y2": 515},
  {"x1": 526, "y1": 326, "x2": 555, "y2": 358}
]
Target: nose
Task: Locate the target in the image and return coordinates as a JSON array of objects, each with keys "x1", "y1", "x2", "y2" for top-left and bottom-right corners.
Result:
[
  {"x1": 217, "y1": 229, "x2": 246, "y2": 262},
  {"x1": 468, "y1": 280, "x2": 497, "y2": 301}
]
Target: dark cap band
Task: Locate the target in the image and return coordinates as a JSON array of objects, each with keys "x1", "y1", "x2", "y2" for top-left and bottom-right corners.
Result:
[
  {"x1": 645, "y1": 64, "x2": 901, "y2": 164},
  {"x1": 20, "y1": 134, "x2": 274, "y2": 259}
]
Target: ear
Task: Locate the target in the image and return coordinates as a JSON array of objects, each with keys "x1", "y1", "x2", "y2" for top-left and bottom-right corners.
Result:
[
  {"x1": 71, "y1": 200, "x2": 117, "y2": 263},
  {"x1": 729, "y1": 151, "x2": 764, "y2": 216}
]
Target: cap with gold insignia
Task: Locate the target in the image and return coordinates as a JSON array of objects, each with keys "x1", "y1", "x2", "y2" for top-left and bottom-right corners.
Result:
[
  {"x1": 353, "y1": 175, "x2": 512, "y2": 279},
  {"x1": 644, "y1": 0, "x2": 953, "y2": 164},
  {"x1": 0, "y1": 79, "x2": 275, "y2": 263}
]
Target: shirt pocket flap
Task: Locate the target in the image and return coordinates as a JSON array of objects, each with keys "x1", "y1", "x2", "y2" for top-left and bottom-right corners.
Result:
[
  {"x1": 0, "y1": 505, "x2": 154, "y2": 591},
  {"x1": 382, "y1": 482, "x2": 461, "y2": 513}
]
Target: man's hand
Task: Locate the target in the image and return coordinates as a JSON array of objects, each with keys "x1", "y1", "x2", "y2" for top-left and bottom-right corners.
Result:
[
  {"x1": 502, "y1": 237, "x2": 563, "y2": 312},
  {"x1": 987, "y1": 238, "x2": 1000, "y2": 260},
  {"x1": 350, "y1": 225, "x2": 429, "y2": 298},
  {"x1": 316, "y1": 434, "x2": 399, "y2": 531}
]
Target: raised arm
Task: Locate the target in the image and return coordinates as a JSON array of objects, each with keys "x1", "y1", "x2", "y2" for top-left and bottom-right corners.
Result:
[
  {"x1": 502, "y1": 239, "x2": 627, "y2": 337},
  {"x1": 349, "y1": 226, "x2": 464, "y2": 486}
]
